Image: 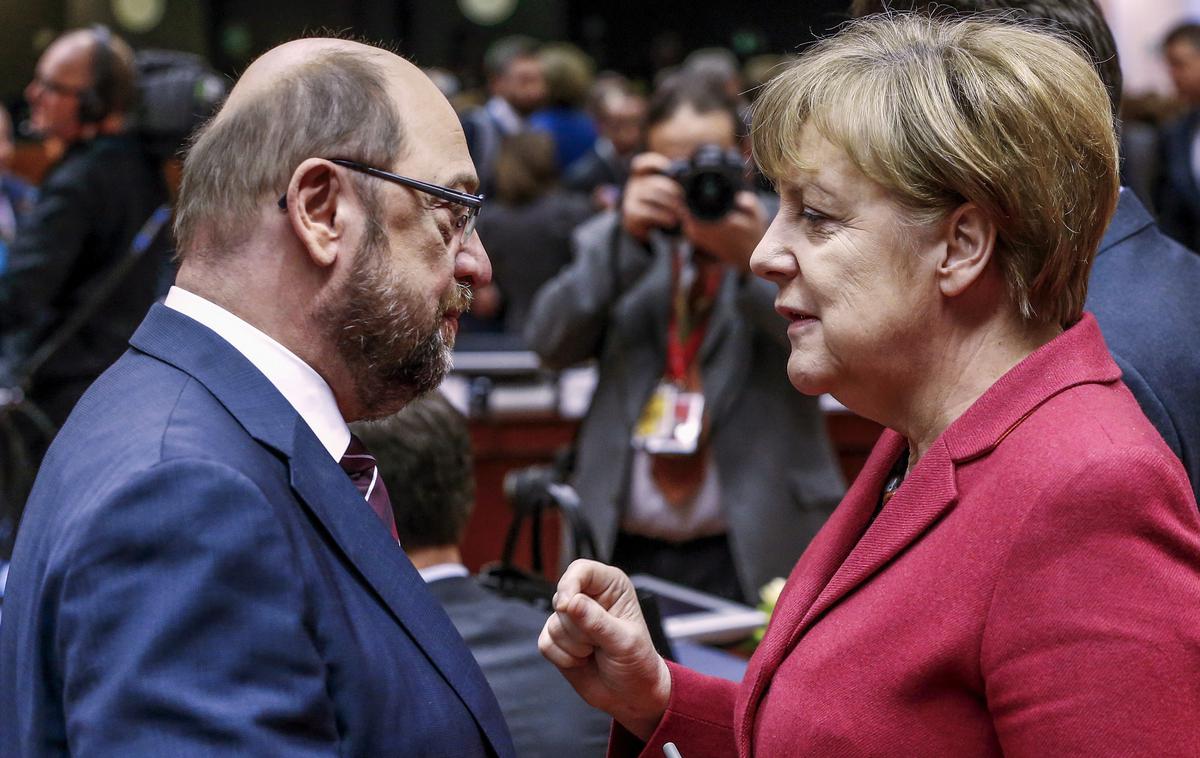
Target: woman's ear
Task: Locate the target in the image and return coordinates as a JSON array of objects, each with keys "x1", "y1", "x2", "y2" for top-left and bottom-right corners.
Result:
[
  {"x1": 283, "y1": 158, "x2": 347, "y2": 268},
  {"x1": 937, "y1": 202, "x2": 997, "y2": 298}
]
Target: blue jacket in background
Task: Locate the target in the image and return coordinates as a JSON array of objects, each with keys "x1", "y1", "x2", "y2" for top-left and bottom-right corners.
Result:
[{"x1": 1087, "y1": 189, "x2": 1200, "y2": 501}]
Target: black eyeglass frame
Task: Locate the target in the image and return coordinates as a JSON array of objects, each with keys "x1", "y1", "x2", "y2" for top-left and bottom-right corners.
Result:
[
  {"x1": 277, "y1": 158, "x2": 484, "y2": 242},
  {"x1": 32, "y1": 74, "x2": 86, "y2": 98}
]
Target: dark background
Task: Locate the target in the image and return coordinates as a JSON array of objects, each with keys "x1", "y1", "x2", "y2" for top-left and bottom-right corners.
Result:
[{"x1": 1, "y1": 0, "x2": 853, "y2": 111}]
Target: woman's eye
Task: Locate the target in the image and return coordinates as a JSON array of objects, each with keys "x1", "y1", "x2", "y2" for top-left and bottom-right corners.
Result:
[{"x1": 801, "y1": 206, "x2": 829, "y2": 225}]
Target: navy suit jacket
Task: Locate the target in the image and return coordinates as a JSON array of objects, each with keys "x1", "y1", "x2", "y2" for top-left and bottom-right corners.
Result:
[
  {"x1": 1156, "y1": 111, "x2": 1200, "y2": 253},
  {"x1": 0, "y1": 304, "x2": 516, "y2": 757},
  {"x1": 1087, "y1": 190, "x2": 1200, "y2": 501}
]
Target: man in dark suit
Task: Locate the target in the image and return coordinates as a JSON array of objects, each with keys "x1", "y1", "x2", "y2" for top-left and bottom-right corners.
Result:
[
  {"x1": 355, "y1": 393, "x2": 611, "y2": 758},
  {"x1": 564, "y1": 79, "x2": 647, "y2": 210},
  {"x1": 854, "y1": 2, "x2": 1200, "y2": 498},
  {"x1": 0, "y1": 104, "x2": 36, "y2": 274},
  {"x1": 0, "y1": 28, "x2": 168, "y2": 559},
  {"x1": 0, "y1": 37, "x2": 515, "y2": 756},
  {"x1": 1159, "y1": 23, "x2": 1200, "y2": 252},
  {"x1": 0, "y1": 27, "x2": 168, "y2": 424}
]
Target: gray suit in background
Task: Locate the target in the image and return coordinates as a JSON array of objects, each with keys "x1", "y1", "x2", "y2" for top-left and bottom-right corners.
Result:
[
  {"x1": 525, "y1": 211, "x2": 845, "y2": 600},
  {"x1": 427, "y1": 575, "x2": 611, "y2": 758}
]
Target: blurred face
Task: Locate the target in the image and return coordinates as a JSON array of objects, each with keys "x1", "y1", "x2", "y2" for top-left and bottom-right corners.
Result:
[
  {"x1": 750, "y1": 126, "x2": 941, "y2": 403},
  {"x1": 495, "y1": 55, "x2": 546, "y2": 116},
  {"x1": 601, "y1": 94, "x2": 647, "y2": 157},
  {"x1": 25, "y1": 35, "x2": 92, "y2": 143},
  {"x1": 1166, "y1": 40, "x2": 1200, "y2": 103},
  {"x1": 323, "y1": 72, "x2": 491, "y2": 418},
  {"x1": 646, "y1": 103, "x2": 736, "y2": 161}
]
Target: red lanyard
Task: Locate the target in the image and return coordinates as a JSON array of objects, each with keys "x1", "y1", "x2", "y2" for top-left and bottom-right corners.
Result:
[
  {"x1": 667, "y1": 313, "x2": 708, "y2": 382},
  {"x1": 666, "y1": 252, "x2": 721, "y2": 383}
]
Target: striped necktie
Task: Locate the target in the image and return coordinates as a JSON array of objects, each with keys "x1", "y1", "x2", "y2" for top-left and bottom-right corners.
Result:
[{"x1": 339, "y1": 434, "x2": 399, "y2": 542}]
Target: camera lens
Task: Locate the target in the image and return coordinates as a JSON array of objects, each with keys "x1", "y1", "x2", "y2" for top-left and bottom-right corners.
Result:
[{"x1": 686, "y1": 172, "x2": 738, "y2": 221}]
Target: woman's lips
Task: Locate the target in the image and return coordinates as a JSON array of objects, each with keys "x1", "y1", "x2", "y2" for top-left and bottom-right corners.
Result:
[{"x1": 776, "y1": 304, "x2": 819, "y2": 335}]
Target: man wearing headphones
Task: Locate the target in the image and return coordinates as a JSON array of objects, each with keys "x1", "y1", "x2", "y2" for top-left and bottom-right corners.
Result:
[{"x1": 0, "y1": 27, "x2": 169, "y2": 557}]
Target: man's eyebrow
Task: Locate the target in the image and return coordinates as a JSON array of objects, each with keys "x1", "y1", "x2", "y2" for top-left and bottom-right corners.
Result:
[{"x1": 442, "y1": 172, "x2": 480, "y2": 195}]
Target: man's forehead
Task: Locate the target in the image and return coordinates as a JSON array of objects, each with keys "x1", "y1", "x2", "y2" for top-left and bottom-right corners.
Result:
[{"x1": 39, "y1": 34, "x2": 93, "y2": 76}]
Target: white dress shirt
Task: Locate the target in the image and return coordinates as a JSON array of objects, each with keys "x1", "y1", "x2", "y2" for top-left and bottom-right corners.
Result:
[
  {"x1": 417, "y1": 562, "x2": 471, "y2": 584},
  {"x1": 163, "y1": 286, "x2": 351, "y2": 461}
]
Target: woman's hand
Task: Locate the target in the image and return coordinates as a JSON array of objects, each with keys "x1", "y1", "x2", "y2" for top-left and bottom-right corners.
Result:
[{"x1": 538, "y1": 559, "x2": 672, "y2": 741}]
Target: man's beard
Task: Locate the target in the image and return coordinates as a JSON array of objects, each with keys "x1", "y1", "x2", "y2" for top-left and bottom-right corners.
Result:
[{"x1": 321, "y1": 226, "x2": 472, "y2": 420}]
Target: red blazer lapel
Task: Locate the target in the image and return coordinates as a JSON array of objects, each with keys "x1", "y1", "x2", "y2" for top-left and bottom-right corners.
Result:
[
  {"x1": 797, "y1": 438, "x2": 957, "y2": 633},
  {"x1": 735, "y1": 430, "x2": 904, "y2": 752}
]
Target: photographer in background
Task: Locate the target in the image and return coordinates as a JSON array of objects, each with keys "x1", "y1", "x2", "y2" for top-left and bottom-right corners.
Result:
[
  {"x1": 525, "y1": 74, "x2": 844, "y2": 602},
  {"x1": 0, "y1": 27, "x2": 169, "y2": 558}
]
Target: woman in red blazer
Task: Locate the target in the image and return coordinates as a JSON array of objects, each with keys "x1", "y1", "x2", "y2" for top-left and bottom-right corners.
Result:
[{"x1": 539, "y1": 13, "x2": 1200, "y2": 757}]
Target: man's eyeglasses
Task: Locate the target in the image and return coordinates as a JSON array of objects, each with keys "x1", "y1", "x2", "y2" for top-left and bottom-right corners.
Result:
[
  {"x1": 277, "y1": 158, "x2": 484, "y2": 244},
  {"x1": 32, "y1": 75, "x2": 84, "y2": 98}
]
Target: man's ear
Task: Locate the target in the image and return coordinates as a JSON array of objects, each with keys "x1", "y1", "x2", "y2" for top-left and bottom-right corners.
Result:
[
  {"x1": 283, "y1": 158, "x2": 352, "y2": 268},
  {"x1": 937, "y1": 202, "x2": 997, "y2": 298}
]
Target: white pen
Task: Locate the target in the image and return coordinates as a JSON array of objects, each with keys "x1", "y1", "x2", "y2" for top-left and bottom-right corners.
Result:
[{"x1": 663, "y1": 742, "x2": 684, "y2": 758}]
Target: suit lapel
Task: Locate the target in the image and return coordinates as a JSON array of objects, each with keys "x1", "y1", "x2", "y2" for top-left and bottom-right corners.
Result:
[
  {"x1": 796, "y1": 440, "x2": 956, "y2": 634},
  {"x1": 735, "y1": 430, "x2": 903, "y2": 751},
  {"x1": 131, "y1": 305, "x2": 514, "y2": 758},
  {"x1": 698, "y1": 272, "x2": 751, "y2": 428},
  {"x1": 616, "y1": 242, "x2": 672, "y2": 427}
]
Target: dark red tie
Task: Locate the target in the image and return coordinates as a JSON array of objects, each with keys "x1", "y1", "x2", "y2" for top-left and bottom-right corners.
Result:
[{"x1": 339, "y1": 434, "x2": 399, "y2": 541}]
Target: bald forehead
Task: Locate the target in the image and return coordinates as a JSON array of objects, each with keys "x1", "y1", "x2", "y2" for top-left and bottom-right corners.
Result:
[
  {"x1": 223, "y1": 38, "x2": 453, "y2": 129},
  {"x1": 39, "y1": 32, "x2": 95, "y2": 78}
]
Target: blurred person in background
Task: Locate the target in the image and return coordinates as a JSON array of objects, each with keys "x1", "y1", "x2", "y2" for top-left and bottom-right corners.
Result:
[
  {"x1": 1158, "y1": 22, "x2": 1200, "y2": 252},
  {"x1": 474, "y1": 132, "x2": 593, "y2": 336},
  {"x1": 529, "y1": 43, "x2": 599, "y2": 172},
  {"x1": 0, "y1": 104, "x2": 36, "y2": 274},
  {"x1": 853, "y1": 0, "x2": 1200, "y2": 500},
  {"x1": 462, "y1": 35, "x2": 546, "y2": 196},
  {"x1": 683, "y1": 48, "x2": 752, "y2": 141},
  {"x1": 540, "y1": 14, "x2": 1200, "y2": 756},
  {"x1": 525, "y1": 73, "x2": 844, "y2": 603},
  {"x1": 565, "y1": 76, "x2": 647, "y2": 210},
  {"x1": 0, "y1": 27, "x2": 169, "y2": 560},
  {"x1": 354, "y1": 393, "x2": 611, "y2": 758}
]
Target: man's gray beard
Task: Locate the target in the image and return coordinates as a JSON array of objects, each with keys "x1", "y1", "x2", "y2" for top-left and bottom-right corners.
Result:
[{"x1": 323, "y1": 233, "x2": 452, "y2": 420}]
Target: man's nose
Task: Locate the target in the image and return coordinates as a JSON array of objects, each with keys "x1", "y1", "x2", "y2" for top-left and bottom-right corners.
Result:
[{"x1": 456, "y1": 233, "x2": 492, "y2": 288}]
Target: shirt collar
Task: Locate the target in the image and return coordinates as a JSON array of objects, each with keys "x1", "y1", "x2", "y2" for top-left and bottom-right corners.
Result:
[
  {"x1": 163, "y1": 286, "x2": 351, "y2": 461},
  {"x1": 418, "y1": 563, "x2": 471, "y2": 584}
]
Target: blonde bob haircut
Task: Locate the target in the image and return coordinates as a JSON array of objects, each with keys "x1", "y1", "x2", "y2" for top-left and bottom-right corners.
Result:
[{"x1": 753, "y1": 13, "x2": 1119, "y2": 327}]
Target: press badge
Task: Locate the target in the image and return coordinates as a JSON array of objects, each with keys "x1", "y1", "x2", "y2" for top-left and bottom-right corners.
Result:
[{"x1": 633, "y1": 381, "x2": 705, "y2": 455}]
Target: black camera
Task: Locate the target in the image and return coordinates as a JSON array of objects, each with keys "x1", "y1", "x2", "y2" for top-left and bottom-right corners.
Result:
[{"x1": 665, "y1": 144, "x2": 747, "y2": 221}]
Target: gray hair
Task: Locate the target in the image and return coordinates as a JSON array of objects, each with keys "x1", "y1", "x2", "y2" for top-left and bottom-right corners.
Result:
[{"x1": 174, "y1": 48, "x2": 404, "y2": 259}]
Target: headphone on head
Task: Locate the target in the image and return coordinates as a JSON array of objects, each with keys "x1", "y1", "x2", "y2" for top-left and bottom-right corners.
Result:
[{"x1": 78, "y1": 24, "x2": 116, "y2": 124}]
